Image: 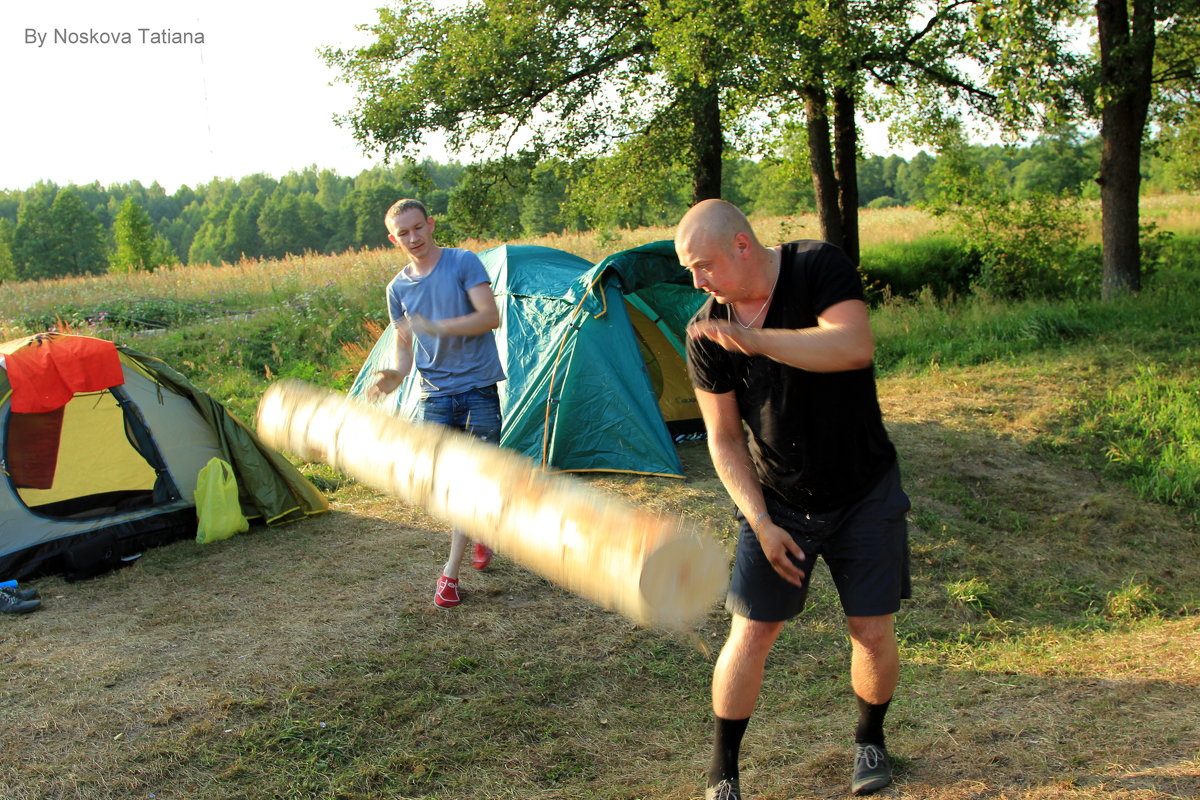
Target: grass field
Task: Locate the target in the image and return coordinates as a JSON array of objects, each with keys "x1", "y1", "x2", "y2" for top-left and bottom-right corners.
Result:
[{"x1": 2, "y1": 202, "x2": 1199, "y2": 799}]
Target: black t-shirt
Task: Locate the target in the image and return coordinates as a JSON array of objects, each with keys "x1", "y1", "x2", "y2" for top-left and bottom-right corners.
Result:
[{"x1": 686, "y1": 240, "x2": 897, "y2": 514}]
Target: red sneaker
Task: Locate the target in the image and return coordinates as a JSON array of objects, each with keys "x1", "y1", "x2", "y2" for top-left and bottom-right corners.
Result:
[
  {"x1": 471, "y1": 542, "x2": 493, "y2": 570},
  {"x1": 434, "y1": 574, "x2": 461, "y2": 608}
]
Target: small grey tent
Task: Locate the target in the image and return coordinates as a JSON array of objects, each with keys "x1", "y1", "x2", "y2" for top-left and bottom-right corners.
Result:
[
  {"x1": 349, "y1": 241, "x2": 707, "y2": 476},
  {"x1": 0, "y1": 333, "x2": 328, "y2": 581}
]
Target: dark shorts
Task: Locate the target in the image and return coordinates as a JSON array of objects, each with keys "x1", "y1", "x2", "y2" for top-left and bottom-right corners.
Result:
[{"x1": 727, "y1": 462, "x2": 911, "y2": 621}]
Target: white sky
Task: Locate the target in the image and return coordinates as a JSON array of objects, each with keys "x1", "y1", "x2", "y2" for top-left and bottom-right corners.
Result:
[
  {"x1": 0, "y1": 0, "x2": 922, "y2": 196},
  {"x1": 0, "y1": 0, "x2": 409, "y2": 193}
]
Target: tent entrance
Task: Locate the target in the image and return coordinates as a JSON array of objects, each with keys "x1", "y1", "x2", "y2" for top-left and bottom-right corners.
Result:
[
  {"x1": 625, "y1": 300, "x2": 700, "y2": 431},
  {"x1": 6, "y1": 386, "x2": 179, "y2": 520}
]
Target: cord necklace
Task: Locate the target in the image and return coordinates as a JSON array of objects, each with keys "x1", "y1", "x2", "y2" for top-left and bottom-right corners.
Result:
[{"x1": 730, "y1": 261, "x2": 780, "y2": 329}]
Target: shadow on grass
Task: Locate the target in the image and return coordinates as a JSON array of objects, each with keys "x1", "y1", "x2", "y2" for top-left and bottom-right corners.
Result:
[{"x1": 2, "y1": 414, "x2": 1198, "y2": 800}]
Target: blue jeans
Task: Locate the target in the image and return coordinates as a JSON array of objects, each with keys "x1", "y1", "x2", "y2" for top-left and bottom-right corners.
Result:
[{"x1": 417, "y1": 384, "x2": 502, "y2": 444}]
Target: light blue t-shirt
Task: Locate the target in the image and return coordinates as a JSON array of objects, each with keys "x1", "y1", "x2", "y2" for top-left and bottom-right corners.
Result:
[{"x1": 386, "y1": 247, "x2": 506, "y2": 397}]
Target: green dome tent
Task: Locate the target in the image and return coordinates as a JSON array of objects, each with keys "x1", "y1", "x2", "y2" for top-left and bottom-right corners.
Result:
[
  {"x1": 0, "y1": 333, "x2": 328, "y2": 582},
  {"x1": 349, "y1": 241, "x2": 707, "y2": 477}
]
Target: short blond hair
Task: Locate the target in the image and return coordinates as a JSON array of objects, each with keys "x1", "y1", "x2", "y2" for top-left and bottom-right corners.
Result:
[{"x1": 385, "y1": 198, "x2": 429, "y2": 232}]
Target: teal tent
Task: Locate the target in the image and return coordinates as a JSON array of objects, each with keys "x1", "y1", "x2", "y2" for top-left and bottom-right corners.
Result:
[{"x1": 349, "y1": 241, "x2": 707, "y2": 477}]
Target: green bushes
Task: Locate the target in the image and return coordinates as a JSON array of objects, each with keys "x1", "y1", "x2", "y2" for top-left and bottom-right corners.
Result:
[
  {"x1": 921, "y1": 146, "x2": 1099, "y2": 299},
  {"x1": 861, "y1": 220, "x2": 1196, "y2": 308},
  {"x1": 963, "y1": 192, "x2": 1093, "y2": 299},
  {"x1": 860, "y1": 236, "x2": 979, "y2": 300}
]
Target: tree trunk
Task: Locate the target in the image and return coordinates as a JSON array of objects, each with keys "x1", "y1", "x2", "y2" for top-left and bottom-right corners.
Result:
[
  {"x1": 1096, "y1": 0, "x2": 1156, "y2": 299},
  {"x1": 804, "y1": 82, "x2": 845, "y2": 249},
  {"x1": 689, "y1": 82, "x2": 724, "y2": 205},
  {"x1": 832, "y1": 86, "x2": 860, "y2": 265}
]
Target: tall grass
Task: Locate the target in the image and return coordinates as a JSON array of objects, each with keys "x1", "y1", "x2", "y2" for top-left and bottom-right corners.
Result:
[
  {"x1": 860, "y1": 235, "x2": 978, "y2": 300},
  {"x1": 0, "y1": 250, "x2": 395, "y2": 340},
  {"x1": 1088, "y1": 364, "x2": 1200, "y2": 508},
  {"x1": 875, "y1": 236, "x2": 1200, "y2": 365}
]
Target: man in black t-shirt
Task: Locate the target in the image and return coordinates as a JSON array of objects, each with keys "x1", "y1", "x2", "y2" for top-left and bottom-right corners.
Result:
[{"x1": 679, "y1": 200, "x2": 910, "y2": 800}]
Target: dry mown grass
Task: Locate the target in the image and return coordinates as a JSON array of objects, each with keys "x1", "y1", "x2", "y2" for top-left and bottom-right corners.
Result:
[{"x1": 3, "y1": 365, "x2": 1199, "y2": 799}]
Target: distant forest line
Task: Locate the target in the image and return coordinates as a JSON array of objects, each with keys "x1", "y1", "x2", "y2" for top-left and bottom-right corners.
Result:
[{"x1": 0, "y1": 131, "x2": 1192, "y2": 282}]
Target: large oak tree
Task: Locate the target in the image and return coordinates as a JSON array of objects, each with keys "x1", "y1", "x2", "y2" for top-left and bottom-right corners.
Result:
[
  {"x1": 671, "y1": 0, "x2": 996, "y2": 262},
  {"x1": 1095, "y1": 0, "x2": 1199, "y2": 296},
  {"x1": 982, "y1": 0, "x2": 1199, "y2": 297},
  {"x1": 323, "y1": 0, "x2": 733, "y2": 211}
]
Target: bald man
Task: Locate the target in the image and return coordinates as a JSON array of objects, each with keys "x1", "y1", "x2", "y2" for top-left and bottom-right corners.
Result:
[{"x1": 679, "y1": 200, "x2": 910, "y2": 799}]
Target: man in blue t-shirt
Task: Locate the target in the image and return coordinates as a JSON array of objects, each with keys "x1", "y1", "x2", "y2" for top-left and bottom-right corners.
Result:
[
  {"x1": 371, "y1": 198, "x2": 507, "y2": 609},
  {"x1": 679, "y1": 200, "x2": 910, "y2": 800}
]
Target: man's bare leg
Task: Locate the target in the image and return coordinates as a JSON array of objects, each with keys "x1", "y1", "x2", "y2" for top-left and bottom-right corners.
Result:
[{"x1": 707, "y1": 615, "x2": 786, "y2": 795}]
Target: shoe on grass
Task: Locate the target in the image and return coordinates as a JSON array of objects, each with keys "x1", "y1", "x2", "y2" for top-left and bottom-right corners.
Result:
[
  {"x1": 434, "y1": 574, "x2": 461, "y2": 608},
  {"x1": 0, "y1": 587, "x2": 41, "y2": 614},
  {"x1": 471, "y1": 542, "x2": 493, "y2": 570},
  {"x1": 851, "y1": 742, "x2": 892, "y2": 795},
  {"x1": 705, "y1": 777, "x2": 741, "y2": 800},
  {"x1": 4, "y1": 584, "x2": 39, "y2": 601}
]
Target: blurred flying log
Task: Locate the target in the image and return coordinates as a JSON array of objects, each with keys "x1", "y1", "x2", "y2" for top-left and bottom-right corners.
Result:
[{"x1": 256, "y1": 380, "x2": 728, "y2": 630}]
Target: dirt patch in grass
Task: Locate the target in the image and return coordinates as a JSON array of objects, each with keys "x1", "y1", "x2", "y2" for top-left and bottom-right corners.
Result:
[{"x1": 3, "y1": 373, "x2": 1199, "y2": 799}]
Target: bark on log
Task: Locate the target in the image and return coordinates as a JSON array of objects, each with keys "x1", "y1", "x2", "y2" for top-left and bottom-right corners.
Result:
[{"x1": 256, "y1": 380, "x2": 728, "y2": 629}]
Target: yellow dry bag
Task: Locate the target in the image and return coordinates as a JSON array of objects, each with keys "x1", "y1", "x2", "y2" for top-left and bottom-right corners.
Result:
[{"x1": 195, "y1": 457, "x2": 250, "y2": 543}]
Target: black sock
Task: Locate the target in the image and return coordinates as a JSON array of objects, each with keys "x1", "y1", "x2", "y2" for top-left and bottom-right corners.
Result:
[
  {"x1": 854, "y1": 695, "x2": 891, "y2": 747},
  {"x1": 708, "y1": 716, "x2": 750, "y2": 786}
]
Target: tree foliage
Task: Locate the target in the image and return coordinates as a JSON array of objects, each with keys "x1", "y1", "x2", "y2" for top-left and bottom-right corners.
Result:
[
  {"x1": 324, "y1": 0, "x2": 1017, "y2": 254},
  {"x1": 977, "y1": 0, "x2": 1200, "y2": 297},
  {"x1": 644, "y1": 0, "x2": 1003, "y2": 261},
  {"x1": 111, "y1": 198, "x2": 176, "y2": 272},
  {"x1": 11, "y1": 200, "x2": 56, "y2": 280},
  {"x1": 9, "y1": 189, "x2": 107, "y2": 280},
  {"x1": 0, "y1": 219, "x2": 16, "y2": 283},
  {"x1": 323, "y1": 0, "x2": 729, "y2": 214},
  {"x1": 1153, "y1": 105, "x2": 1200, "y2": 189},
  {"x1": 0, "y1": 133, "x2": 1130, "y2": 276},
  {"x1": 52, "y1": 190, "x2": 109, "y2": 277}
]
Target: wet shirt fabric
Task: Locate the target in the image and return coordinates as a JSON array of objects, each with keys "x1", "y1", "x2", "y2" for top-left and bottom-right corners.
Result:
[
  {"x1": 386, "y1": 248, "x2": 506, "y2": 397},
  {"x1": 686, "y1": 240, "x2": 897, "y2": 514}
]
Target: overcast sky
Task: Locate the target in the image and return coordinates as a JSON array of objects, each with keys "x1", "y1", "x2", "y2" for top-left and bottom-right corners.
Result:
[{"x1": 0, "y1": 0, "x2": 924, "y2": 196}]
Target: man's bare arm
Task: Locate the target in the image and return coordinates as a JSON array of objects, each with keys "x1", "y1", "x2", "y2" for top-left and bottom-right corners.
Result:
[
  {"x1": 369, "y1": 319, "x2": 414, "y2": 398},
  {"x1": 688, "y1": 299, "x2": 873, "y2": 373},
  {"x1": 408, "y1": 282, "x2": 500, "y2": 338},
  {"x1": 695, "y1": 387, "x2": 805, "y2": 587}
]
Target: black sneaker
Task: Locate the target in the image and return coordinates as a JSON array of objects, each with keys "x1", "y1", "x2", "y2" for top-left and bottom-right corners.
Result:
[
  {"x1": 6, "y1": 585, "x2": 39, "y2": 601},
  {"x1": 705, "y1": 777, "x2": 741, "y2": 800},
  {"x1": 851, "y1": 743, "x2": 892, "y2": 795},
  {"x1": 0, "y1": 587, "x2": 41, "y2": 614}
]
